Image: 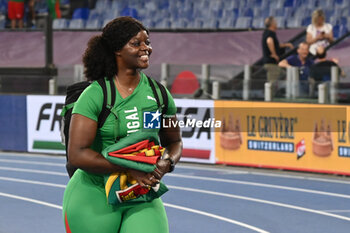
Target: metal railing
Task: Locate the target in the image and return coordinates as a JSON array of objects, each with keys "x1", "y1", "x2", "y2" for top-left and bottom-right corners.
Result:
[
  {"x1": 1, "y1": 59, "x2": 349, "y2": 105},
  {"x1": 0, "y1": 15, "x2": 57, "y2": 95}
]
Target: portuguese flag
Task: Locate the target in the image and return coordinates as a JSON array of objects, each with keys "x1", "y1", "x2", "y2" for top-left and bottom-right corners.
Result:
[{"x1": 101, "y1": 131, "x2": 168, "y2": 205}]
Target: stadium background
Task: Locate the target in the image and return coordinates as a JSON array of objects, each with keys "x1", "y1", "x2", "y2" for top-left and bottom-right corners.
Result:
[{"x1": 1, "y1": 0, "x2": 350, "y2": 233}]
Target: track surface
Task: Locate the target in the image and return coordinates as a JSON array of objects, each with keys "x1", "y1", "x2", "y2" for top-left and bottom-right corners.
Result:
[{"x1": 0, "y1": 152, "x2": 350, "y2": 233}]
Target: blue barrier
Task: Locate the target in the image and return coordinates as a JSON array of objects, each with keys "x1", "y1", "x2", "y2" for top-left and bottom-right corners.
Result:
[{"x1": 0, "y1": 95, "x2": 27, "y2": 151}]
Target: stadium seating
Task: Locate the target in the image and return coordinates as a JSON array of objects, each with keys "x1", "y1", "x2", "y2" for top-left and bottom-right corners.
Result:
[
  {"x1": 235, "y1": 17, "x2": 252, "y2": 28},
  {"x1": 155, "y1": 19, "x2": 171, "y2": 29},
  {"x1": 274, "y1": 16, "x2": 286, "y2": 28},
  {"x1": 53, "y1": 18, "x2": 69, "y2": 29},
  {"x1": 252, "y1": 17, "x2": 265, "y2": 29},
  {"x1": 68, "y1": 19, "x2": 85, "y2": 29},
  {"x1": 35, "y1": 0, "x2": 49, "y2": 15},
  {"x1": 102, "y1": 18, "x2": 113, "y2": 28},
  {"x1": 72, "y1": 8, "x2": 90, "y2": 20},
  {"x1": 85, "y1": 18, "x2": 101, "y2": 29},
  {"x1": 0, "y1": 0, "x2": 6, "y2": 16},
  {"x1": 59, "y1": 0, "x2": 343, "y2": 35},
  {"x1": 217, "y1": 18, "x2": 231, "y2": 29},
  {"x1": 0, "y1": 0, "x2": 348, "y2": 37}
]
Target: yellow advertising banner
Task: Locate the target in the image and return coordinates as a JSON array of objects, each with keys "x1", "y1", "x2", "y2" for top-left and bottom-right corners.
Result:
[{"x1": 215, "y1": 101, "x2": 350, "y2": 175}]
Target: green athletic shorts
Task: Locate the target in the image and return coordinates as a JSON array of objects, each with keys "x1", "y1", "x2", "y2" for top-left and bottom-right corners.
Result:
[{"x1": 62, "y1": 169, "x2": 169, "y2": 233}]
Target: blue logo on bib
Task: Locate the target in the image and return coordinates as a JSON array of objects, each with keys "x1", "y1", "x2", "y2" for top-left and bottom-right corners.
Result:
[{"x1": 143, "y1": 110, "x2": 161, "y2": 129}]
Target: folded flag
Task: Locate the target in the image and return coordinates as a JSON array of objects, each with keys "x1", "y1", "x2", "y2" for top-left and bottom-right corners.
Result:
[
  {"x1": 108, "y1": 139, "x2": 164, "y2": 164},
  {"x1": 101, "y1": 132, "x2": 168, "y2": 205}
]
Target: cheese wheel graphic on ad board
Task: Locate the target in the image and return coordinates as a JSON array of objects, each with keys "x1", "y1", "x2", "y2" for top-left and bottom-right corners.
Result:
[
  {"x1": 220, "y1": 114, "x2": 242, "y2": 150},
  {"x1": 312, "y1": 120, "x2": 333, "y2": 157}
]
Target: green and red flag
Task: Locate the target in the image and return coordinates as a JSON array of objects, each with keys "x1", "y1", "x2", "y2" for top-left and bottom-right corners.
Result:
[
  {"x1": 47, "y1": 0, "x2": 61, "y2": 19},
  {"x1": 101, "y1": 132, "x2": 168, "y2": 205}
]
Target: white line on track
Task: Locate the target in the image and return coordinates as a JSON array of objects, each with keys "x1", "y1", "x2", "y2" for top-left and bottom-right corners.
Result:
[
  {"x1": 0, "y1": 176, "x2": 66, "y2": 188},
  {"x1": 322, "y1": 210, "x2": 350, "y2": 213},
  {"x1": 167, "y1": 185, "x2": 350, "y2": 222},
  {"x1": 2, "y1": 152, "x2": 350, "y2": 185},
  {"x1": 1, "y1": 175, "x2": 349, "y2": 223},
  {"x1": 0, "y1": 166, "x2": 67, "y2": 176},
  {"x1": 0, "y1": 154, "x2": 243, "y2": 173},
  {"x1": 0, "y1": 189, "x2": 268, "y2": 233},
  {"x1": 0, "y1": 166, "x2": 349, "y2": 199},
  {"x1": 0, "y1": 191, "x2": 62, "y2": 209},
  {"x1": 177, "y1": 165, "x2": 350, "y2": 185},
  {"x1": 246, "y1": 172, "x2": 350, "y2": 185},
  {"x1": 175, "y1": 165, "x2": 248, "y2": 174},
  {"x1": 167, "y1": 174, "x2": 350, "y2": 199},
  {"x1": 163, "y1": 203, "x2": 269, "y2": 233},
  {"x1": 0, "y1": 158, "x2": 65, "y2": 167},
  {"x1": 0, "y1": 152, "x2": 65, "y2": 159}
]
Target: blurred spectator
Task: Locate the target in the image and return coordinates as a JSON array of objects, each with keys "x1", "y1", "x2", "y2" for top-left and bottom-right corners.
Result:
[
  {"x1": 306, "y1": 9, "x2": 334, "y2": 56},
  {"x1": 47, "y1": 0, "x2": 61, "y2": 19},
  {"x1": 309, "y1": 46, "x2": 345, "y2": 82},
  {"x1": 279, "y1": 42, "x2": 314, "y2": 79},
  {"x1": 8, "y1": 0, "x2": 25, "y2": 29},
  {"x1": 309, "y1": 46, "x2": 345, "y2": 97},
  {"x1": 262, "y1": 16, "x2": 294, "y2": 85},
  {"x1": 279, "y1": 42, "x2": 314, "y2": 95},
  {"x1": 26, "y1": 0, "x2": 36, "y2": 27}
]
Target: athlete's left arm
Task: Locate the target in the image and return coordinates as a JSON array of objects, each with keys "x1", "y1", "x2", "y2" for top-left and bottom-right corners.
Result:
[{"x1": 153, "y1": 116, "x2": 182, "y2": 179}]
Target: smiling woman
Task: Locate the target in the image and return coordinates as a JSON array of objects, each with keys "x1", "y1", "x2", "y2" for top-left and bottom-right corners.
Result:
[{"x1": 62, "y1": 17, "x2": 182, "y2": 233}]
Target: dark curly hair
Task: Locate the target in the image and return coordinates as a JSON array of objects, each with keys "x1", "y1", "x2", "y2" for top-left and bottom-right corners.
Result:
[{"x1": 82, "y1": 17, "x2": 148, "y2": 81}]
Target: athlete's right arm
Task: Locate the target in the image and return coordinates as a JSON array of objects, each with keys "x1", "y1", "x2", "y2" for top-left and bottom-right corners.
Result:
[
  {"x1": 68, "y1": 113, "x2": 127, "y2": 174},
  {"x1": 68, "y1": 114, "x2": 159, "y2": 186}
]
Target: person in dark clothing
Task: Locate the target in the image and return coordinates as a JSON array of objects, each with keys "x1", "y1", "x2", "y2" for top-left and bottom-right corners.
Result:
[
  {"x1": 309, "y1": 46, "x2": 345, "y2": 97},
  {"x1": 279, "y1": 42, "x2": 314, "y2": 96},
  {"x1": 309, "y1": 46, "x2": 345, "y2": 81},
  {"x1": 279, "y1": 42, "x2": 314, "y2": 81},
  {"x1": 262, "y1": 16, "x2": 294, "y2": 87},
  {"x1": 25, "y1": 0, "x2": 36, "y2": 28}
]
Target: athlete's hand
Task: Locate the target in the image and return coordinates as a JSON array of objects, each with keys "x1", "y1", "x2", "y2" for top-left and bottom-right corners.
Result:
[
  {"x1": 128, "y1": 169, "x2": 159, "y2": 188},
  {"x1": 152, "y1": 159, "x2": 171, "y2": 180}
]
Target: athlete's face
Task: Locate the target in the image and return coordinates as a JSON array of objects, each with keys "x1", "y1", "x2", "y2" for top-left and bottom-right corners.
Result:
[{"x1": 117, "y1": 30, "x2": 152, "y2": 69}]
